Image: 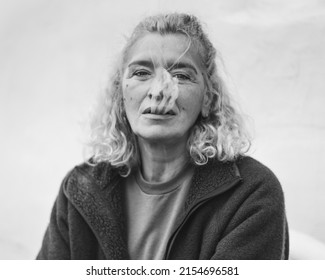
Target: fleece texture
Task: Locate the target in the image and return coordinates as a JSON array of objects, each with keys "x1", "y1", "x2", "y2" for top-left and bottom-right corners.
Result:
[{"x1": 37, "y1": 156, "x2": 289, "y2": 260}]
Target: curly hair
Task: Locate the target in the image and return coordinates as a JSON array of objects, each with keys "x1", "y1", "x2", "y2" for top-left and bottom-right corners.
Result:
[{"x1": 86, "y1": 13, "x2": 251, "y2": 176}]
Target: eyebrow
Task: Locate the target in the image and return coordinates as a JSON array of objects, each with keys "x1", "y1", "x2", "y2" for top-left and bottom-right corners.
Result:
[
  {"x1": 168, "y1": 61, "x2": 198, "y2": 75},
  {"x1": 128, "y1": 60, "x2": 154, "y2": 69},
  {"x1": 127, "y1": 59, "x2": 198, "y2": 74}
]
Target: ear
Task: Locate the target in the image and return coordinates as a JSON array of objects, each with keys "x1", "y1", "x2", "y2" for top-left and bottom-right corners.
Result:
[{"x1": 201, "y1": 91, "x2": 211, "y2": 118}]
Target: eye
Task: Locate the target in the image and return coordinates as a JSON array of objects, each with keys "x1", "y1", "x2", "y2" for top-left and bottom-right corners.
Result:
[
  {"x1": 133, "y1": 70, "x2": 151, "y2": 79},
  {"x1": 174, "y1": 73, "x2": 191, "y2": 81}
]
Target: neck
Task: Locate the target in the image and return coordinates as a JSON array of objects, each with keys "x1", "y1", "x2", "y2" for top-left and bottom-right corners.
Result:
[{"x1": 137, "y1": 138, "x2": 189, "y2": 183}]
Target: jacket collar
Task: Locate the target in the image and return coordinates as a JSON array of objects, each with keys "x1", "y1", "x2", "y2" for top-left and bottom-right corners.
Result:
[
  {"x1": 63, "y1": 162, "x2": 129, "y2": 259},
  {"x1": 185, "y1": 158, "x2": 241, "y2": 211},
  {"x1": 63, "y1": 158, "x2": 242, "y2": 259}
]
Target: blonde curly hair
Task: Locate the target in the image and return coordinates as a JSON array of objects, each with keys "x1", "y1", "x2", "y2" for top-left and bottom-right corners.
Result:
[{"x1": 86, "y1": 13, "x2": 251, "y2": 176}]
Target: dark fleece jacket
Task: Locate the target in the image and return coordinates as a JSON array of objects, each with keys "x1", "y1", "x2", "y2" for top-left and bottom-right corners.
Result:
[{"x1": 37, "y1": 156, "x2": 289, "y2": 259}]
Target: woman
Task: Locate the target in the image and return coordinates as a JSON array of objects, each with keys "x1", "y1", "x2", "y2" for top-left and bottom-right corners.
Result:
[{"x1": 37, "y1": 13, "x2": 289, "y2": 259}]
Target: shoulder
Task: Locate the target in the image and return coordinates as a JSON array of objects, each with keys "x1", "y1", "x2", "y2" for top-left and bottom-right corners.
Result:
[
  {"x1": 236, "y1": 156, "x2": 281, "y2": 185},
  {"x1": 61, "y1": 160, "x2": 122, "y2": 192},
  {"x1": 234, "y1": 156, "x2": 285, "y2": 204}
]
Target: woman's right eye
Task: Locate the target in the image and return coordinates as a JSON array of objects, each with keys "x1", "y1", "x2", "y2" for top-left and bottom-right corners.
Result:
[{"x1": 133, "y1": 70, "x2": 151, "y2": 78}]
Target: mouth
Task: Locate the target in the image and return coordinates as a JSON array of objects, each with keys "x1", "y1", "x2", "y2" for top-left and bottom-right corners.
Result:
[{"x1": 142, "y1": 107, "x2": 176, "y2": 115}]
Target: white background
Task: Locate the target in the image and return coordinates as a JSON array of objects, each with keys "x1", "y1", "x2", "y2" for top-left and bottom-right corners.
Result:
[{"x1": 0, "y1": 0, "x2": 324, "y2": 259}]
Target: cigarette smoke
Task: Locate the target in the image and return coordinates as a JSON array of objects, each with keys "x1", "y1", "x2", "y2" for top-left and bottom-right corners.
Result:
[{"x1": 148, "y1": 68, "x2": 179, "y2": 114}]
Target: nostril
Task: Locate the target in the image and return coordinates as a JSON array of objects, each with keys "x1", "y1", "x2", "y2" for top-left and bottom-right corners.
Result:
[
  {"x1": 155, "y1": 90, "x2": 163, "y2": 101},
  {"x1": 148, "y1": 90, "x2": 164, "y2": 101}
]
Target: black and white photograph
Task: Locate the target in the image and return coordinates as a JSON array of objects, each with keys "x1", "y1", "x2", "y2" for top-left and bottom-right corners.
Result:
[{"x1": 1, "y1": 0, "x2": 325, "y2": 263}]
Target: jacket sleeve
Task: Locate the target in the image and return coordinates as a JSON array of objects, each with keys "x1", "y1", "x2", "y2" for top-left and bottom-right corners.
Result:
[
  {"x1": 36, "y1": 174, "x2": 71, "y2": 260},
  {"x1": 212, "y1": 171, "x2": 289, "y2": 260}
]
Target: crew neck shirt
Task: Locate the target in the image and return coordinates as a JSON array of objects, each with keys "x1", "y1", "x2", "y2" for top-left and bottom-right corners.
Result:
[{"x1": 123, "y1": 164, "x2": 194, "y2": 259}]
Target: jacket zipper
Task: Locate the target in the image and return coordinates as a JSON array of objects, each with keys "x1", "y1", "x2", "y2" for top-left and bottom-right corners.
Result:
[{"x1": 163, "y1": 178, "x2": 241, "y2": 259}]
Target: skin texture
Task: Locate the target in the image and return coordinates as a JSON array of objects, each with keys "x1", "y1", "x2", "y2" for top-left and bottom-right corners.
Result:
[{"x1": 122, "y1": 33, "x2": 208, "y2": 182}]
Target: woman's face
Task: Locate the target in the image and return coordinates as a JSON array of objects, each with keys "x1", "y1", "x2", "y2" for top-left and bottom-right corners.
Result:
[{"x1": 122, "y1": 33, "x2": 208, "y2": 144}]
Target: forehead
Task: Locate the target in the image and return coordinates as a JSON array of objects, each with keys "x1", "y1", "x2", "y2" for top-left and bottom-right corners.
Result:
[{"x1": 125, "y1": 33, "x2": 204, "y2": 69}]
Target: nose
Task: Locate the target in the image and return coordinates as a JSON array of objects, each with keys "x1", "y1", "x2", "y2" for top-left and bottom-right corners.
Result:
[
  {"x1": 148, "y1": 89, "x2": 164, "y2": 102},
  {"x1": 147, "y1": 68, "x2": 169, "y2": 102}
]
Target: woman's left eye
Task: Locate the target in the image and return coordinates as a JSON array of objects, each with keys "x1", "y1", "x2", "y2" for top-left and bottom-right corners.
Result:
[{"x1": 174, "y1": 73, "x2": 190, "y2": 81}]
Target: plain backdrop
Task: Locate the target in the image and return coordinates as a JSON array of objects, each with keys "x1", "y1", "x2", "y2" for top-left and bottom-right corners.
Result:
[{"x1": 1, "y1": 0, "x2": 325, "y2": 259}]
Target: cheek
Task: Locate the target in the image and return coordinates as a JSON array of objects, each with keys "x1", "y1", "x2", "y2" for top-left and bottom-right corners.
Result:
[
  {"x1": 122, "y1": 81, "x2": 130, "y2": 99},
  {"x1": 123, "y1": 80, "x2": 148, "y2": 99},
  {"x1": 122, "y1": 82, "x2": 145, "y2": 115},
  {"x1": 178, "y1": 88, "x2": 204, "y2": 114},
  {"x1": 123, "y1": 82, "x2": 136, "y2": 104}
]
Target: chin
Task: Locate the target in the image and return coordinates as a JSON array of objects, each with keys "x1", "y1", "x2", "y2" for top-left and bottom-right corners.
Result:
[{"x1": 137, "y1": 129, "x2": 187, "y2": 143}]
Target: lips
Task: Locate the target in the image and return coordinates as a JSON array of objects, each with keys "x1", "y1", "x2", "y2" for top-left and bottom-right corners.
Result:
[{"x1": 142, "y1": 107, "x2": 176, "y2": 115}]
